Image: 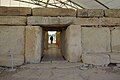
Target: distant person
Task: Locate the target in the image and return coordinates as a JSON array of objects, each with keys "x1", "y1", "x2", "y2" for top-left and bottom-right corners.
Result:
[{"x1": 50, "y1": 36, "x2": 53, "y2": 44}]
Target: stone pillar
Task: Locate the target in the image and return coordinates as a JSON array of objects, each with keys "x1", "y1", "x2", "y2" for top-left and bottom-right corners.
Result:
[
  {"x1": 25, "y1": 26, "x2": 43, "y2": 63},
  {"x1": 56, "y1": 32, "x2": 60, "y2": 48},
  {"x1": 65, "y1": 25, "x2": 82, "y2": 62},
  {"x1": 44, "y1": 31, "x2": 48, "y2": 50},
  {"x1": 0, "y1": 26, "x2": 25, "y2": 67}
]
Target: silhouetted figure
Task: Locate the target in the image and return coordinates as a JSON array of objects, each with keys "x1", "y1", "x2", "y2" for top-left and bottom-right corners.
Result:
[{"x1": 50, "y1": 36, "x2": 53, "y2": 44}]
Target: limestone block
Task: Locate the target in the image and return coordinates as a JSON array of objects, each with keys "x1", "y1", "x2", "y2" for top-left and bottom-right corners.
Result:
[
  {"x1": 0, "y1": 7, "x2": 31, "y2": 16},
  {"x1": 27, "y1": 17, "x2": 75, "y2": 27},
  {"x1": 0, "y1": 16, "x2": 26, "y2": 26},
  {"x1": 25, "y1": 26, "x2": 43, "y2": 63},
  {"x1": 0, "y1": 26, "x2": 25, "y2": 67},
  {"x1": 33, "y1": 8, "x2": 76, "y2": 16},
  {"x1": 77, "y1": 9, "x2": 104, "y2": 17},
  {"x1": 111, "y1": 27, "x2": 120, "y2": 52},
  {"x1": 0, "y1": 55, "x2": 24, "y2": 67},
  {"x1": 73, "y1": 18, "x2": 100, "y2": 25},
  {"x1": 109, "y1": 53, "x2": 120, "y2": 63},
  {"x1": 82, "y1": 27, "x2": 111, "y2": 53},
  {"x1": 74, "y1": 18, "x2": 120, "y2": 26},
  {"x1": 100, "y1": 18, "x2": 120, "y2": 26},
  {"x1": 105, "y1": 9, "x2": 120, "y2": 18},
  {"x1": 82, "y1": 53, "x2": 110, "y2": 66},
  {"x1": 65, "y1": 25, "x2": 82, "y2": 62}
]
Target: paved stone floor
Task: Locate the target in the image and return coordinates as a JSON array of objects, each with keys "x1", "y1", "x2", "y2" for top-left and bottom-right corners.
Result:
[
  {"x1": 41, "y1": 44, "x2": 66, "y2": 63},
  {"x1": 1, "y1": 63, "x2": 120, "y2": 80}
]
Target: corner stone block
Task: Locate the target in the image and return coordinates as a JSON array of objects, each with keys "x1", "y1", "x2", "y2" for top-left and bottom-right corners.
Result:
[
  {"x1": 77, "y1": 9, "x2": 104, "y2": 17},
  {"x1": 82, "y1": 27, "x2": 111, "y2": 53},
  {"x1": 105, "y1": 9, "x2": 120, "y2": 18},
  {"x1": 25, "y1": 26, "x2": 43, "y2": 63},
  {"x1": 109, "y1": 53, "x2": 120, "y2": 63},
  {"x1": 111, "y1": 27, "x2": 120, "y2": 52},
  {"x1": 0, "y1": 7, "x2": 31, "y2": 16},
  {"x1": 82, "y1": 53, "x2": 110, "y2": 66},
  {"x1": 33, "y1": 8, "x2": 76, "y2": 17},
  {"x1": 0, "y1": 26, "x2": 25, "y2": 67},
  {"x1": 65, "y1": 25, "x2": 82, "y2": 62}
]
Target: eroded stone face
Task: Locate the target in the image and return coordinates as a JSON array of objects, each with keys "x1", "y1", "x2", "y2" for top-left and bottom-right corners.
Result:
[
  {"x1": 77, "y1": 9, "x2": 104, "y2": 17},
  {"x1": 33, "y1": 8, "x2": 76, "y2": 17},
  {"x1": 25, "y1": 26, "x2": 43, "y2": 63},
  {"x1": 0, "y1": 16, "x2": 27, "y2": 26},
  {"x1": 82, "y1": 27, "x2": 111, "y2": 53},
  {"x1": 82, "y1": 53, "x2": 110, "y2": 66},
  {"x1": 65, "y1": 25, "x2": 82, "y2": 62},
  {"x1": 0, "y1": 26, "x2": 25, "y2": 67},
  {"x1": 0, "y1": 7, "x2": 31, "y2": 16},
  {"x1": 111, "y1": 27, "x2": 120, "y2": 52},
  {"x1": 105, "y1": 9, "x2": 120, "y2": 18}
]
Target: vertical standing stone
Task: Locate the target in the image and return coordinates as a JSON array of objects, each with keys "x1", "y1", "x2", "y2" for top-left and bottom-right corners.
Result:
[
  {"x1": 44, "y1": 31, "x2": 48, "y2": 50},
  {"x1": 25, "y1": 26, "x2": 43, "y2": 63},
  {"x1": 111, "y1": 27, "x2": 120, "y2": 52},
  {"x1": 56, "y1": 32, "x2": 60, "y2": 48},
  {"x1": 82, "y1": 27, "x2": 111, "y2": 53},
  {"x1": 0, "y1": 26, "x2": 25, "y2": 67},
  {"x1": 65, "y1": 25, "x2": 82, "y2": 62}
]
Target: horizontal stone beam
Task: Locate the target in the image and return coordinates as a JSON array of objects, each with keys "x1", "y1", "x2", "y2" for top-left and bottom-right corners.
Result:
[
  {"x1": 74, "y1": 18, "x2": 120, "y2": 26},
  {"x1": 0, "y1": 16, "x2": 27, "y2": 26},
  {"x1": 105, "y1": 9, "x2": 120, "y2": 18},
  {"x1": 0, "y1": 7, "x2": 31, "y2": 16},
  {"x1": 32, "y1": 8, "x2": 76, "y2": 17},
  {"x1": 27, "y1": 16, "x2": 75, "y2": 27},
  {"x1": 77, "y1": 9, "x2": 104, "y2": 18}
]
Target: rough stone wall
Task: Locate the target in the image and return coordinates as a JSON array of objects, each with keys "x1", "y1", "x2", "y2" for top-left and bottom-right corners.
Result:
[{"x1": 0, "y1": 7, "x2": 120, "y2": 66}]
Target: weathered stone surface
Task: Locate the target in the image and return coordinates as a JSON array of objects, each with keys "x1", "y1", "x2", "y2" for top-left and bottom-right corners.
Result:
[
  {"x1": 100, "y1": 18, "x2": 120, "y2": 26},
  {"x1": 109, "y1": 53, "x2": 120, "y2": 63},
  {"x1": 27, "y1": 17, "x2": 75, "y2": 27},
  {"x1": 0, "y1": 55, "x2": 24, "y2": 67},
  {"x1": 65, "y1": 25, "x2": 82, "y2": 62},
  {"x1": 105, "y1": 9, "x2": 120, "y2": 18},
  {"x1": 74, "y1": 18, "x2": 100, "y2": 25},
  {"x1": 82, "y1": 27, "x2": 111, "y2": 53},
  {"x1": 82, "y1": 53, "x2": 110, "y2": 66},
  {"x1": 25, "y1": 26, "x2": 43, "y2": 63},
  {"x1": 0, "y1": 7, "x2": 31, "y2": 16},
  {"x1": 77, "y1": 9, "x2": 104, "y2": 17},
  {"x1": 33, "y1": 8, "x2": 76, "y2": 16},
  {"x1": 0, "y1": 16, "x2": 26, "y2": 26},
  {"x1": 0, "y1": 26, "x2": 25, "y2": 67},
  {"x1": 111, "y1": 27, "x2": 120, "y2": 52},
  {"x1": 74, "y1": 18, "x2": 120, "y2": 26}
]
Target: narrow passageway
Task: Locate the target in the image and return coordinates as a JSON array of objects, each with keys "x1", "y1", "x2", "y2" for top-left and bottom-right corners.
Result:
[{"x1": 42, "y1": 44, "x2": 65, "y2": 62}]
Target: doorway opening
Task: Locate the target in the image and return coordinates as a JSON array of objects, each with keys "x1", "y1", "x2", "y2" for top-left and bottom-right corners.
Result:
[{"x1": 41, "y1": 30, "x2": 66, "y2": 63}]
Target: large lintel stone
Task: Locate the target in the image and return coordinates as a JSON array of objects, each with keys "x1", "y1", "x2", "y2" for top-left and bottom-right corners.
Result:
[
  {"x1": 0, "y1": 16, "x2": 27, "y2": 26},
  {"x1": 0, "y1": 7, "x2": 31, "y2": 16},
  {"x1": 65, "y1": 25, "x2": 82, "y2": 62},
  {"x1": 111, "y1": 27, "x2": 120, "y2": 52},
  {"x1": 25, "y1": 26, "x2": 43, "y2": 63},
  {"x1": 82, "y1": 27, "x2": 111, "y2": 53},
  {"x1": 77, "y1": 9, "x2": 104, "y2": 17},
  {"x1": 27, "y1": 16, "x2": 75, "y2": 27},
  {"x1": 33, "y1": 8, "x2": 76, "y2": 17},
  {"x1": 82, "y1": 53, "x2": 110, "y2": 66},
  {"x1": 0, "y1": 26, "x2": 25, "y2": 67},
  {"x1": 105, "y1": 9, "x2": 120, "y2": 18}
]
